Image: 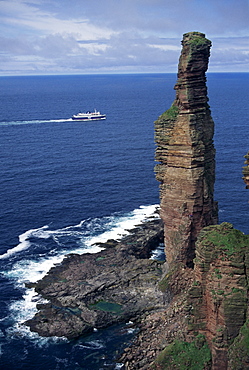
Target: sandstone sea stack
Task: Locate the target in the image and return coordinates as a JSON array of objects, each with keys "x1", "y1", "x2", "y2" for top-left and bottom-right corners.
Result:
[
  {"x1": 243, "y1": 151, "x2": 249, "y2": 188},
  {"x1": 155, "y1": 32, "x2": 218, "y2": 268},
  {"x1": 120, "y1": 33, "x2": 249, "y2": 370}
]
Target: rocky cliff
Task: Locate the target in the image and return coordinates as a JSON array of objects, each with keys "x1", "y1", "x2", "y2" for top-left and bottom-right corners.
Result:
[
  {"x1": 243, "y1": 151, "x2": 249, "y2": 188},
  {"x1": 189, "y1": 223, "x2": 249, "y2": 369},
  {"x1": 147, "y1": 32, "x2": 249, "y2": 370},
  {"x1": 121, "y1": 223, "x2": 249, "y2": 369},
  {"x1": 155, "y1": 32, "x2": 218, "y2": 268}
]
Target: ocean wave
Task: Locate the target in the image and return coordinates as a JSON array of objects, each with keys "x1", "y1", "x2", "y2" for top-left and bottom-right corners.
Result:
[
  {"x1": 0, "y1": 226, "x2": 50, "y2": 260},
  {"x1": 3, "y1": 255, "x2": 64, "y2": 284},
  {"x1": 83, "y1": 204, "x2": 159, "y2": 247},
  {"x1": 76, "y1": 340, "x2": 105, "y2": 350},
  {"x1": 2, "y1": 205, "x2": 159, "y2": 332},
  {"x1": 1, "y1": 204, "x2": 159, "y2": 260}
]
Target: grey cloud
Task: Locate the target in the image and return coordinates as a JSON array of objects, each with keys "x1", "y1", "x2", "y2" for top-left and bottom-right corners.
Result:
[
  {"x1": 0, "y1": 1, "x2": 248, "y2": 75},
  {"x1": 25, "y1": 0, "x2": 249, "y2": 38}
]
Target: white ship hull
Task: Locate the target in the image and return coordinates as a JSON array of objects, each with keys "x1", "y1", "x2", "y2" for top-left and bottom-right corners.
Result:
[{"x1": 72, "y1": 109, "x2": 106, "y2": 121}]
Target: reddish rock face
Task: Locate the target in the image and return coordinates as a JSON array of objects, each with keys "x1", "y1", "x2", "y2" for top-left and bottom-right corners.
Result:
[
  {"x1": 190, "y1": 223, "x2": 249, "y2": 370},
  {"x1": 155, "y1": 32, "x2": 218, "y2": 268},
  {"x1": 242, "y1": 151, "x2": 249, "y2": 188}
]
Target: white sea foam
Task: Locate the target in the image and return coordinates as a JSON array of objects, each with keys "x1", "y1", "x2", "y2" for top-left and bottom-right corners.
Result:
[
  {"x1": 6, "y1": 285, "x2": 67, "y2": 343},
  {"x1": 1, "y1": 204, "x2": 159, "y2": 260},
  {"x1": 0, "y1": 226, "x2": 50, "y2": 260},
  {"x1": 84, "y1": 204, "x2": 159, "y2": 247},
  {"x1": 3, "y1": 204, "x2": 159, "y2": 279},
  {"x1": 0, "y1": 119, "x2": 73, "y2": 127},
  {"x1": 150, "y1": 243, "x2": 165, "y2": 261},
  {"x1": 77, "y1": 340, "x2": 104, "y2": 350},
  {"x1": 3, "y1": 205, "x2": 159, "y2": 334},
  {"x1": 115, "y1": 363, "x2": 124, "y2": 369},
  {"x1": 5, "y1": 321, "x2": 67, "y2": 345},
  {"x1": 9, "y1": 288, "x2": 41, "y2": 323},
  {"x1": 126, "y1": 328, "x2": 136, "y2": 334},
  {"x1": 4, "y1": 255, "x2": 64, "y2": 284}
]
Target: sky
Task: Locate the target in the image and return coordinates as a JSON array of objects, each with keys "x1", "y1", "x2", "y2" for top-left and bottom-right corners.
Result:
[{"x1": 0, "y1": 0, "x2": 248, "y2": 75}]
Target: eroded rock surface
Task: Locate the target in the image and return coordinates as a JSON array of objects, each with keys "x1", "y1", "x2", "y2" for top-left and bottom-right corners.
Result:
[
  {"x1": 155, "y1": 32, "x2": 218, "y2": 268},
  {"x1": 243, "y1": 151, "x2": 249, "y2": 188},
  {"x1": 120, "y1": 223, "x2": 249, "y2": 370},
  {"x1": 189, "y1": 223, "x2": 249, "y2": 369},
  {"x1": 25, "y1": 219, "x2": 166, "y2": 339}
]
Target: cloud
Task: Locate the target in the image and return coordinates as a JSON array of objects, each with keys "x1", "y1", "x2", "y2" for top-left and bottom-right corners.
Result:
[
  {"x1": 0, "y1": 0, "x2": 248, "y2": 74},
  {"x1": 69, "y1": 0, "x2": 249, "y2": 37},
  {"x1": 210, "y1": 36, "x2": 249, "y2": 71},
  {"x1": 0, "y1": 0, "x2": 113, "y2": 39},
  {"x1": 0, "y1": 32, "x2": 181, "y2": 74}
]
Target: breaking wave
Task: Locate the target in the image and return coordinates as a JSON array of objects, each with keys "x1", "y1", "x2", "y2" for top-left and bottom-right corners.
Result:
[{"x1": 1, "y1": 204, "x2": 159, "y2": 335}]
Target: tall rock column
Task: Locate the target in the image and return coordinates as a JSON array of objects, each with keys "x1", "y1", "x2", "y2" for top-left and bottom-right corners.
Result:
[
  {"x1": 155, "y1": 32, "x2": 218, "y2": 268},
  {"x1": 242, "y1": 151, "x2": 249, "y2": 188}
]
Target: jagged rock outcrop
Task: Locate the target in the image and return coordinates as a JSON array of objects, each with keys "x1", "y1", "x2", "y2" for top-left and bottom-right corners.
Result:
[
  {"x1": 242, "y1": 151, "x2": 249, "y2": 188},
  {"x1": 25, "y1": 218, "x2": 165, "y2": 339},
  {"x1": 155, "y1": 32, "x2": 218, "y2": 268}
]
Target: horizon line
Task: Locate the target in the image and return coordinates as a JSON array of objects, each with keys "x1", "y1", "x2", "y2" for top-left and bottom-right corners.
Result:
[{"x1": 0, "y1": 71, "x2": 248, "y2": 78}]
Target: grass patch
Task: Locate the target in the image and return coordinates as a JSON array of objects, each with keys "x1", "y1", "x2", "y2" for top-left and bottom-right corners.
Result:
[
  {"x1": 158, "y1": 269, "x2": 174, "y2": 292},
  {"x1": 199, "y1": 223, "x2": 249, "y2": 258},
  {"x1": 228, "y1": 319, "x2": 249, "y2": 368},
  {"x1": 153, "y1": 335, "x2": 211, "y2": 369},
  {"x1": 189, "y1": 37, "x2": 210, "y2": 47},
  {"x1": 161, "y1": 104, "x2": 179, "y2": 121}
]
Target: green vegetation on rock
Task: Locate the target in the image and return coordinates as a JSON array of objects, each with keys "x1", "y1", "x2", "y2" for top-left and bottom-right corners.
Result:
[
  {"x1": 152, "y1": 335, "x2": 211, "y2": 370},
  {"x1": 160, "y1": 104, "x2": 179, "y2": 122},
  {"x1": 184, "y1": 32, "x2": 211, "y2": 50},
  {"x1": 228, "y1": 319, "x2": 249, "y2": 369},
  {"x1": 197, "y1": 222, "x2": 249, "y2": 259},
  {"x1": 158, "y1": 265, "x2": 179, "y2": 293},
  {"x1": 189, "y1": 36, "x2": 211, "y2": 48}
]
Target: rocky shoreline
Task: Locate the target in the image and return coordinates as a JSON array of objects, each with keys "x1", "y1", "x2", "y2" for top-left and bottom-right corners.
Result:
[{"x1": 25, "y1": 215, "x2": 168, "y2": 340}]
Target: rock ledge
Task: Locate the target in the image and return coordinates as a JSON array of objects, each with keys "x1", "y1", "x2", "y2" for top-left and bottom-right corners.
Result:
[{"x1": 25, "y1": 218, "x2": 166, "y2": 339}]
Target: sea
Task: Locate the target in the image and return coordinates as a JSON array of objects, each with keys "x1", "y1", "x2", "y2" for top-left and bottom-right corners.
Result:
[{"x1": 0, "y1": 73, "x2": 248, "y2": 369}]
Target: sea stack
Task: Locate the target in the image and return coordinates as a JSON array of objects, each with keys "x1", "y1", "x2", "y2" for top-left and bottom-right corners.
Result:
[
  {"x1": 242, "y1": 151, "x2": 249, "y2": 188},
  {"x1": 155, "y1": 32, "x2": 218, "y2": 268}
]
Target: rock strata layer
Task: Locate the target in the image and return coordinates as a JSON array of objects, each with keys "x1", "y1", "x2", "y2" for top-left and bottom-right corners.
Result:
[
  {"x1": 190, "y1": 222, "x2": 249, "y2": 369},
  {"x1": 120, "y1": 223, "x2": 249, "y2": 370},
  {"x1": 155, "y1": 32, "x2": 218, "y2": 268},
  {"x1": 25, "y1": 218, "x2": 165, "y2": 339},
  {"x1": 243, "y1": 151, "x2": 249, "y2": 188}
]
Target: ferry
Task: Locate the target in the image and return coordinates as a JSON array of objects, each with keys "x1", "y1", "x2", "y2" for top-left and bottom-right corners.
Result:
[{"x1": 72, "y1": 109, "x2": 106, "y2": 121}]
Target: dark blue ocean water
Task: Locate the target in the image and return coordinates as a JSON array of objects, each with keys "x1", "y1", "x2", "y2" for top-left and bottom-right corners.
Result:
[{"x1": 0, "y1": 73, "x2": 248, "y2": 369}]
